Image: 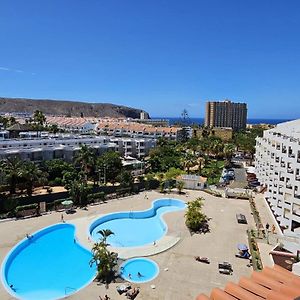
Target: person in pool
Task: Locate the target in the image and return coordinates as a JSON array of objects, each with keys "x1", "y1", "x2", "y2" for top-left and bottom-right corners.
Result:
[
  {"x1": 10, "y1": 284, "x2": 16, "y2": 292},
  {"x1": 128, "y1": 273, "x2": 132, "y2": 279},
  {"x1": 137, "y1": 272, "x2": 143, "y2": 277}
]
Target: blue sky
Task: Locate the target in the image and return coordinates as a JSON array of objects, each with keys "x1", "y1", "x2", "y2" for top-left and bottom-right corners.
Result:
[{"x1": 0, "y1": 0, "x2": 300, "y2": 119}]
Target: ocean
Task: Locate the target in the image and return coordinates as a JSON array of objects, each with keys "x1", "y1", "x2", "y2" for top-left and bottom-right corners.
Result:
[{"x1": 152, "y1": 117, "x2": 293, "y2": 126}]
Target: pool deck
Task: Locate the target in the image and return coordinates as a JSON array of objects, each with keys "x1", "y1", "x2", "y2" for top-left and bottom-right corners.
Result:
[{"x1": 0, "y1": 190, "x2": 256, "y2": 300}]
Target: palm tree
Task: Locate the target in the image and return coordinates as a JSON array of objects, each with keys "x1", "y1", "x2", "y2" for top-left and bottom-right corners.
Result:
[
  {"x1": 0, "y1": 157, "x2": 24, "y2": 194},
  {"x1": 211, "y1": 139, "x2": 224, "y2": 158},
  {"x1": 21, "y1": 162, "x2": 46, "y2": 196},
  {"x1": 97, "y1": 229, "x2": 114, "y2": 245},
  {"x1": 75, "y1": 145, "x2": 96, "y2": 181},
  {"x1": 223, "y1": 143, "x2": 235, "y2": 163},
  {"x1": 182, "y1": 152, "x2": 197, "y2": 174},
  {"x1": 68, "y1": 179, "x2": 90, "y2": 207},
  {"x1": 90, "y1": 229, "x2": 118, "y2": 283},
  {"x1": 33, "y1": 110, "x2": 46, "y2": 126}
]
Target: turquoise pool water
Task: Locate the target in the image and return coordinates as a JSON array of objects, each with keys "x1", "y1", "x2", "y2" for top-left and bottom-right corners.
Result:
[
  {"x1": 1, "y1": 223, "x2": 97, "y2": 300},
  {"x1": 90, "y1": 198, "x2": 186, "y2": 247},
  {"x1": 120, "y1": 258, "x2": 159, "y2": 283}
]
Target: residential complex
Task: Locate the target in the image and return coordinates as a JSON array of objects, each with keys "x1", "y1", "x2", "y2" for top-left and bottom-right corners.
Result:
[
  {"x1": 45, "y1": 116, "x2": 183, "y2": 140},
  {"x1": 205, "y1": 100, "x2": 247, "y2": 131},
  {"x1": 255, "y1": 119, "x2": 300, "y2": 234},
  {"x1": 0, "y1": 135, "x2": 156, "y2": 162}
]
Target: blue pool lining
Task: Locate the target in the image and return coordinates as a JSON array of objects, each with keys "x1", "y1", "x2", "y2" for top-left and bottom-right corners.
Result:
[
  {"x1": 119, "y1": 257, "x2": 159, "y2": 284},
  {"x1": 1, "y1": 223, "x2": 97, "y2": 300},
  {"x1": 88, "y1": 198, "x2": 186, "y2": 243}
]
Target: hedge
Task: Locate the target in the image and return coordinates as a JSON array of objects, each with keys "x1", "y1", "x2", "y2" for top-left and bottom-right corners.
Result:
[
  {"x1": 87, "y1": 192, "x2": 105, "y2": 202},
  {"x1": 15, "y1": 203, "x2": 38, "y2": 213}
]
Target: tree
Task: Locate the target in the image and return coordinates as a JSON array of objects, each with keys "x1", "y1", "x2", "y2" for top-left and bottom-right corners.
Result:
[
  {"x1": 43, "y1": 159, "x2": 75, "y2": 181},
  {"x1": 0, "y1": 157, "x2": 24, "y2": 194},
  {"x1": 165, "y1": 167, "x2": 183, "y2": 181},
  {"x1": 68, "y1": 179, "x2": 91, "y2": 207},
  {"x1": 223, "y1": 143, "x2": 235, "y2": 163},
  {"x1": 0, "y1": 116, "x2": 17, "y2": 129},
  {"x1": 75, "y1": 145, "x2": 96, "y2": 181},
  {"x1": 185, "y1": 198, "x2": 208, "y2": 232},
  {"x1": 148, "y1": 142, "x2": 181, "y2": 173},
  {"x1": 21, "y1": 162, "x2": 47, "y2": 196},
  {"x1": 33, "y1": 110, "x2": 46, "y2": 126},
  {"x1": 182, "y1": 152, "x2": 197, "y2": 174},
  {"x1": 97, "y1": 151, "x2": 123, "y2": 185},
  {"x1": 117, "y1": 170, "x2": 134, "y2": 188},
  {"x1": 176, "y1": 180, "x2": 185, "y2": 194},
  {"x1": 90, "y1": 229, "x2": 118, "y2": 283}
]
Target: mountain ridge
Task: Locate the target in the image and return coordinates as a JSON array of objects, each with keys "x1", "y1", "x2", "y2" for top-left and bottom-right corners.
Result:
[{"x1": 0, "y1": 97, "x2": 149, "y2": 119}]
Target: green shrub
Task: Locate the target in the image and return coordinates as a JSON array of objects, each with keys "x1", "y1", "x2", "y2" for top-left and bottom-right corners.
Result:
[
  {"x1": 185, "y1": 198, "x2": 208, "y2": 232},
  {"x1": 87, "y1": 192, "x2": 105, "y2": 202},
  {"x1": 15, "y1": 203, "x2": 38, "y2": 213}
]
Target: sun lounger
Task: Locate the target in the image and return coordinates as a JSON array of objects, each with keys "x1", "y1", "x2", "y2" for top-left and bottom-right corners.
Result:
[
  {"x1": 126, "y1": 288, "x2": 139, "y2": 299},
  {"x1": 116, "y1": 283, "x2": 131, "y2": 295},
  {"x1": 218, "y1": 262, "x2": 233, "y2": 274},
  {"x1": 195, "y1": 256, "x2": 210, "y2": 264}
]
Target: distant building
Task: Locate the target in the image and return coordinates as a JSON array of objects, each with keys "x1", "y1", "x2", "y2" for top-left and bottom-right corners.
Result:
[
  {"x1": 0, "y1": 135, "x2": 155, "y2": 162},
  {"x1": 46, "y1": 116, "x2": 96, "y2": 133},
  {"x1": 177, "y1": 174, "x2": 207, "y2": 190},
  {"x1": 132, "y1": 118, "x2": 169, "y2": 127},
  {"x1": 205, "y1": 100, "x2": 247, "y2": 131},
  {"x1": 255, "y1": 119, "x2": 300, "y2": 234},
  {"x1": 140, "y1": 111, "x2": 149, "y2": 120}
]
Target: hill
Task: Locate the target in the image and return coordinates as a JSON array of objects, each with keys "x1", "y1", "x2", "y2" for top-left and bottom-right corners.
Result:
[{"x1": 0, "y1": 97, "x2": 149, "y2": 119}]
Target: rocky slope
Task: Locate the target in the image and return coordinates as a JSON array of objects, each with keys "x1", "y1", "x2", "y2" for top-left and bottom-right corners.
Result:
[{"x1": 0, "y1": 97, "x2": 149, "y2": 118}]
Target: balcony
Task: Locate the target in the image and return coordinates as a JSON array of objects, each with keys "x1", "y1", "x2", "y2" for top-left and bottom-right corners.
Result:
[
  {"x1": 296, "y1": 175, "x2": 300, "y2": 181},
  {"x1": 294, "y1": 194, "x2": 300, "y2": 199},
  {"x1": 293, "y1": 209, "x2": 300, "y2": 217},
  {"x1": 287, "y1": 168, "x2": 294, "y2": 174},
  {"x1": 286, "y1": 184, "x2": 293, "y2": 189}
]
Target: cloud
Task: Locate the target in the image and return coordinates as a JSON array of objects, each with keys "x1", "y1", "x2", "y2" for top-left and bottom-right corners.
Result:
[{"x1": 0, "y1": 66, "x2": 35, "y2": 75}]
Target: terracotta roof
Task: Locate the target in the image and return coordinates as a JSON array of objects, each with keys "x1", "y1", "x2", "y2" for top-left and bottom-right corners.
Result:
[{"x1": 196, "y1": 265, "x2": 300, "y2": 300}]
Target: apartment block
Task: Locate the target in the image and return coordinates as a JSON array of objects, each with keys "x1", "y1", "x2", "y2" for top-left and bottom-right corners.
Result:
[
  {"x1": 255, "y1": 119, "x2": 300, "y2": 234},
  {"x1": 0, "y1": 135, "x2": 155, "y2": 162},
  {"x1": 205, "y1": 100, "x2": 247, "y2": 131}
]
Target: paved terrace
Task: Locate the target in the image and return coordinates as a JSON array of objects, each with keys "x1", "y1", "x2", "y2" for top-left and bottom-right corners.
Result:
[{"x1": 0, "y1": 190, "x2": 255, "y2": 300}]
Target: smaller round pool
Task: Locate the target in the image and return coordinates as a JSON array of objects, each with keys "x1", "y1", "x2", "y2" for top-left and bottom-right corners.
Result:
[{"x1": 120, "y1": 258, "x2": 159, "y2": 283}]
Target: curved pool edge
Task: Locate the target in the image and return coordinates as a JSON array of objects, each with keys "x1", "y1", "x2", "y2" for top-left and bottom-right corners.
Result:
[
  {"x1": 111, "y1": 234, "x2": 181, "y2": 260},
  {"x1": 1, "y1": 222, "x2": 97, "y2": 300},
  {"x1": 88, "y1": 198, "x2": 187, "y2": 247},
  {"x1": 119, "y1": 258, "x2": 159, "y2": 284}
]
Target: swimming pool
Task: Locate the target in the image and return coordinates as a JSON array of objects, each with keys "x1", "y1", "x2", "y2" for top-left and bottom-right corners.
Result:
[
  {"x1": 1, "y1": 223, "x2": 97, "y2": 300},
  {"x1": 90, "y1": 198, "x2": 186, "y2": 247},
  {"x1": 120, "y1": 258, "x2": 159, "y2": 283}
]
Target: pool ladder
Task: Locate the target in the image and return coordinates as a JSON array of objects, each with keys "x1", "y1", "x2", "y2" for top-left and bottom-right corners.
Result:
[{"x1": 65, "y1": 286, "x2": 76, "y2": 295}]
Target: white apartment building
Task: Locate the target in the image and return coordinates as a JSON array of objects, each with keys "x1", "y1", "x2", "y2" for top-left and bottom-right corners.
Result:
[
  {"x1": 0, "y1": 135, "x2": 155, "y2": 162},
  {"x1": 0, "y1": 136, "x2": 116, "y2": 162},
  {"x1": 109, "y1": 137, "x2": 156, "y2": 158},
  {"x1": 255, "y1": 119, "x2": 300, "y2": 234}
]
